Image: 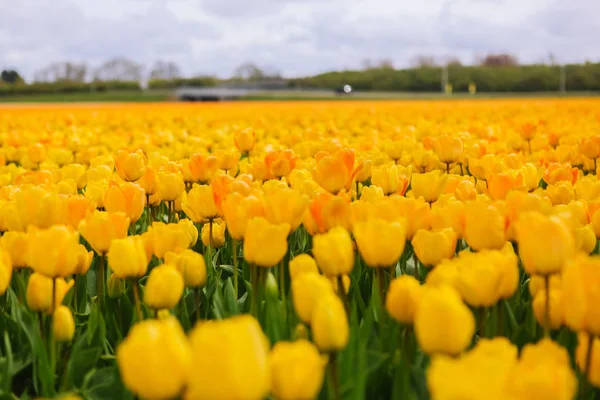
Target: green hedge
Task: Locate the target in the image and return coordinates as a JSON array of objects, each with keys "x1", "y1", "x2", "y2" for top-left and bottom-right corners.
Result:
[
  {"x1": 289, "y1": 63, "x2": 600, "y2": 92},
  {"x1": 147, "y1": 77, "x2": 218, "y2": 89},
  {"x1": 0, "y1": 80, "x2": 141, "y2": 97}
]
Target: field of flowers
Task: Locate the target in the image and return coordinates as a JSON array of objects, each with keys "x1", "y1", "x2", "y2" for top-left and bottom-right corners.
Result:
[{"x1": 1, "y1": 99, "x2": 600, "y2": 399}]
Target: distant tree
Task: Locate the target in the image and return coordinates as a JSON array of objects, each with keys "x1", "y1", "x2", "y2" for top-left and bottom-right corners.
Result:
[
  {"x1": 149, "y1": 61, "x2": 182, "y2": 80},
  {"x1": 477, "y1": 54, "x2": 519, "y2": 67},
  {"x1": 34, "y1": 62, "x2": 87, "y2": 82},
  {"x1": 233, "y1": 63, "x2": 265, "y2": 80},
  {"x1": 0, "y1": 69, "x2": 23, "y2": 84},
  {"x1": 445, "y1": 57, "x2": 463, "y2": 67},
  {"x1": 411, "y1": 55, "x2": 437, "y2": 67},
  {"x1": 361, "y1": 58, "x2": 373, "y2": 70},
  {"x1": 94, "y1": 58, "x2": 143, "y2": 81},
  {"x1": 377, "y1": 59, "x2": 395, "y2": 69}
]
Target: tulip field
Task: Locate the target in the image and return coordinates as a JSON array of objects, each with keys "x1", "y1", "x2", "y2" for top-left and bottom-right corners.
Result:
[{"x1": 2, "y1": 99, "x2": 600, "y2": 399}]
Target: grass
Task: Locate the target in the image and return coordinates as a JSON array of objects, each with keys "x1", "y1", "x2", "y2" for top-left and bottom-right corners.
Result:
[{"x1": 0, "y1": 89, "x2": 598, "y2": 103}]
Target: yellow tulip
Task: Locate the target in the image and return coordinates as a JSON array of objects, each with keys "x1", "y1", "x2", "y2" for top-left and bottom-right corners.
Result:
[
  {"x1": 411, "y1": 228, "x2": 457, "y2": 267},
  {"x1": 147, "y1": 221, "x2": 197, "y2": 259},
  {"x1": 182, "y1": 184, "x2": 220, "y2": 222},
  {"x1": 313, "y1": 226, "x2": 355, "y2": 275},
  {"x1": 414, "y1": 286, "x2": 475, "y2": 356},
  {"x1": 562, "y1": 254, "x2": 600, "y2": 334},
  {"x1": 188, "y1": 153, "x2": 219, "y2": 183},
  {"x1": 533, "y1": 288, "x2": 564, "y2": 330},
  {"x1": 263, "y1": 188, "x2": 308, "y2": 234},
  {"x1": 386, "y1": 275, "x2": 422, "y2": 324},
  {"x1": 186, "y1": 315, "x2": 270, "y2": 400},
  {"x1": 115, "y1": 149, "x2": 146, "y2": 182},
  {"x1": 576, "y1": 333, "x2": 600, "y2": 388},
  {"x1": 516, "y1": 212, "x2": 575, "y2": 275},
  {"x1": 430, "y1": 198, "x2": 465, "y2": 238},
  {"x1": 1, "y1": 231, "x2": 29, "y2": 268},
  {"x1": 353, "y1": 219, "x2": 405, "y2": 268},
  {"x1": 410, "y1": 170, "x2": 448, "y2": 203},
  {"x1": 157, "y1": 170, "x2": 185, "y2": 202},
  {"x1": 464, "y1": 201, "x2": 507, "y2": 251},
  {"x1": 165, "y1": 249, "x2": 207, "y2": 288},
  {"x1": 0, "y1": 250, "x2": 11, "y2": 296},
  {"x1": 28, "y1": 225, "x2": 79, "y2": 278},
  {"x1": 270, "y1": 340, "x2": 325, "y2": 400},
  {"x1": 244, "y1": 217, "x2": 289, "y2": 268},
  {"x1": 52, "y1": 305, "x2": 75, "y2": 342},
  {"x1": 315, "y1": 155, "x2": 349, "y2": 194},
  {"x1": 433, "y1": 134, "x2": 463, "y2": 165},
  {"x1": 117, "y1": 317, "x2": 192, "y2": 400},
  {"x1": 289, "y1": 253, "x2": 319, "y2": 280},
  {"x1": 104, "y1": 182, "x2": 146, "y2": 223},
  {"x1": 201, "y1": 219, "x2": 226, "y2": 248},
  {"x1": 78, "y1": 211, "x2": 130, "y2": 255},
  {"x1": 234, "y1": 128, "x2": 256, "y2": 153},
  {"x1": 311, "y1": 294, "x2": 349, "y2": 352},
  {"x1": 84, "y1": 181, "x2": 108, "y2": 209},
  {"x1": 455, "y1": 252, "x2": 504, "y2": 307},
  {"x1": 26, "y1": 273, "x2": 73, "y2": 314},
  {"x1": 292, "y1": 272, "x2": 335, "y2": 323},
  {"x1": 144, "y1": 264, "x2": 184, "y2": 310},
  {"x1": 222, "y1": 192, "x2": 264, "y2": 241},
  {"x1": 14, "y1": 186, "x2": 67, "y2": 230},
  {"x1": 107, "y1": 236, "x2": 148, "y2": 279}
]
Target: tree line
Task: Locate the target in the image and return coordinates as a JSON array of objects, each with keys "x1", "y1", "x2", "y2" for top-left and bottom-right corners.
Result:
[{"x1": 1, "y1": 55, "x2": 600, "y2": 96}]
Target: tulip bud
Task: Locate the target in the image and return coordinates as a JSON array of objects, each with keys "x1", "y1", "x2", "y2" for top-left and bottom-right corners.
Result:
[
  {"x1": 144, "y1": 265, "x2": 184, "y2": 310},
  {"x1": 292, "y1": 272, "x2": 335, "y2": 323},
  {"x1": 74, "y1": 244, "x2": 93, "y2": 275},
  {"x1": 386, "y1": 275, "x2": 422, "y2": 324},
  {"x1": 533, "y1": 288, "x2": 564, "y2": 330},
  {"x1": 289, "y1": 254, "x2": 319, "y2": 280},
  {"x1": 311, "y1": 295, "x2": 349, "y2": 352},
  {"x1": 294, "y1": 323, "x2": 309, "y2": 340},
  {"x1": 270, "y1": 340, "x2": 326, "y2": 400},
  {"x1": 353, "y1": 219, "x2": 405, "y2": 268},
  {"x1": 108, "y1": 274, "x2": 126, "y2": 299},
  {"x1": 26, "y1": 272, "x2": 52, "y2": 312},
  {"x1": 165, "y1": 249, "x2": 207, "y2": 288},
  {"x1": 201, "y1": 220, "x2": 226, "y2": 249},
  {"x1": 265, "y1": 272, "x2": 279, "y2": 300},
  {"x1": 312, "y1": 226, "x2": 354, "y2": 276},
  {"x1": 234, "y1": 128, "x2": 256, "y2": 153},
  {"x1": 53, "y1": 305, "x2": 75, "y2": 342}
]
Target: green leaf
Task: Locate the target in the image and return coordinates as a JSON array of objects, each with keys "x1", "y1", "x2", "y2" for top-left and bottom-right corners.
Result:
[
  {"x1": 82, "y1": 366, "x2": 132, "y2": 400},
  {"x1": 66, "y1": 331, "x2": 103, "y2": 389},
  {"x1": 223, "y1": 278, "x2": 239, "y2": 316},
  {"x1": 211, "y1": 280, "x2": 226, "y2": 320}
]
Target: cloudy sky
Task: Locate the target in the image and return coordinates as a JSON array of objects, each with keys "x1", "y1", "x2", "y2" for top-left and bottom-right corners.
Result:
[{"x1": 1, "y1": 0, "x2": 598, "y2": 80}]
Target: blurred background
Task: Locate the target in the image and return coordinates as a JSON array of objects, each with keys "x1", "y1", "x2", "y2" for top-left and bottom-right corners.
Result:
[{"x1": 0, "y1": 0, "x2": 598, "y2": 101}]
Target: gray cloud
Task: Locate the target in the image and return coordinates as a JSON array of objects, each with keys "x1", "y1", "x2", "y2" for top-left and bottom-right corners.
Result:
[{"x1": 0, "y1": 0, "x2": 598, "y2": 81}]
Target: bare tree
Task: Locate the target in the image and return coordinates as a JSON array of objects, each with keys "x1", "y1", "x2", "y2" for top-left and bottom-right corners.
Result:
[
  {"x1": 411, "y1": 55, "x2": 438, "y2": 67},
  {"x1": 377, "y1": 59, "x2": 394, "y2": 69},
  {"x1": 34, "y1": 62, "x2": 87, "y2": 82},
  {"x1": 233, "y1": 63, "x2": 265, "y2": 80},
  {"x1": 361, "y1": 58, "x2": 373, "y2": 70},
  {"x1": 477, "y1": 53, "x2": 519, "y2": 67},
  {"x1": 149, "y1": 61, "x2": 182, "y2": 80},
  {"x1": 94, "y1": 58, "x2": 143, "y2": 81}
]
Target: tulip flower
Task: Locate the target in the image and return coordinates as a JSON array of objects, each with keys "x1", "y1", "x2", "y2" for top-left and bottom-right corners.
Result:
[
  {"x1": 244, "y1": 217, "x2": 290, "y2": 268},
  {"x1": 144, "y1": 264, "x2": 184, "y2": 310},
  {"x1": 0, "y1": 250, "x2": 11, "y2": 296},
  {"x1": 411, "y1": 228, "x2": 457, "y2": 268},
  {"x1": 410, "y1": 170, "x2": 448, "y2": 203},
  {"x1": 234, "y1": 128, "x2": 256, "y2": 154},
  {"x1": 52, "y1": 305, "x2": 75, "y2": 342},
  {"x1": 165, "y1": 249, "x2": 207, "y2": 288},
  {"x1": 78, "y1": 211, "x2": 130, "y2": 255},
  {"x1": 222, "y1": 192, "x2": 264, "y2": 241},
  {"x1": 157, "y1": 170, "x2": 185, "y2": 202},
  {"x1": 104, "y1": 181, "x2": 146, "y2": 223},
  {"x1": 107, "y1": 236, "x2": 148, "y2": 279},
  {"x1": 201, "y1": 219, "x2": 226, "y2": 248},
  {"x1": 28, "y1": 225, "x2": 80, "y2": 278},
  {"x1": 313, "y1": 226, "x2": 355, "y2": 275},
  {"x1": 115, "y1": 149, "x2": 146, "y2": 182},
  {"x1": 292, "y1": 272, "x2": 336, "y2": 323},
  {"x1": 386, "y1": 275, "x2": 422, "y2": 324},
  {"x1": 289, "y1": 254, "x2": 319, "y2": 280},
  {"x1": 182, "y1": 184, "x2": 220, "y2": 222},
  {"x1": 263, "y1": 188, "x2": 308, "y2": 234},
  {"x1": 311, "y1": 294, "x2": 349, "y2": 352},
  {"x1": 464, "y1": 201, "x2": 507, "y2": 251}
]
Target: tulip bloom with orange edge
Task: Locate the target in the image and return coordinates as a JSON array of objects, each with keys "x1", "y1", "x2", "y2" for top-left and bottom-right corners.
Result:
[
  {"x1": 412, "y1": 228, "x2": 457, "y2": 267},
  {"x1": 544, "y1": 163, "x2": 578, "y2": 185},
  {"x1": 115, "y1": 149, "x2": 146, "y2": 182},
  {"x1": 222, "y1": 192, "x2": 264, "y2": 241},
  {"x1": 264, "y1": 149, "x2": 297, "y2": 178},
  {"x1": 182, "y1": 184, "x2": 220, "y2": 222},
  {"x1": 516, "y1": 212, "x2": 575, "y2": 276},
  {"x1": 136, "y1": 165, "x2": 158, "y2": 196},
  {"x1": 188, "y1": 153, "x2": 219, "y2": 183},
  {"x1": 244, "y1": 217, "x2": 290, "y2": 267},
  {"x1": 78, "y1": 211, "x2": 130, "y2": 255},
  {"x1": 464, "y1": 201, "x2": 507, "y2": 251},
  {"x1": 104, "y1": 182, "x2": 146, "y2": 223},
  {"x1": 314, "y1": 149, "x2": 363, "y2": 194},
  {"x1": 487, "y1": 171, "x2": 525, "y2": 200},
  {"x1": 371, "y1": 164, "x2": 411, "y2": 196},
  {"x1": 410, "y1": 170, "x2": 448, "y2": 203},
  {"x1": 303, "y1": 192, "x2": 351, "y2": 235}
]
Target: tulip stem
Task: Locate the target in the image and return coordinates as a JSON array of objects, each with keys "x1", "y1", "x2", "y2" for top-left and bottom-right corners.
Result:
[
  {"x1": 527, "y1": 139, "x2": 532, "y2": 154},
  {"x1": 329, "y1": 352, "x2": 341, "y2": 400},
  {"x1": 446, "y1": 162, "x2": 450, "y2": 174},
  {"x1": 544, "y1": 275, "x2": 551, "y2": 337},
  {"x1": 337, "y1": 275, "x2": 350, "y2": 316},
  {"x1": 51, "y1": 277, "x2": 56, "y2": 314},
  {"x1": 497, "y1": 302, "x2": 504, "y2": 337},
  {"x1": 582, "y1": 334, "x2": 595, "y2": 397},
  {"x1": 73, "y1": 274, "x2": 78, "y2": 314},
  {"x1": 208, "y1": 219, "x2": 213, "y2": 277},
  {"x1": 146, "y1": 194, "x2": 151, "y2": 229},
  {"x1": 195, "y1": 287, "x2": 201, "y2": 322},
  {"x1": 356, "y1": 181, "x2": 360, "y2": 200},
  {"x1": 132, "y1": 279, "x2": 142, "y2": 323},
  {"x1": 594, "y1": 158, "x2": 598, "y2": 175},
  {"x1": 279, "y1": 261, "x2": 287, "y2": 323},
  {"x1": 376, "y1": 268, "x2": 386, "y2": 302},
  {"x1": 412, "y1": 253, "x2": 420, "y2": 282},
  {"x1": 97, "y1": 254, "x2": 105, "y2": 313},
  {"x1": 250, "y1": 265, "x2": 258, "y2": 317},
  {"x1": 232, "y1": 239, "x2": 238, "y2": 297}
]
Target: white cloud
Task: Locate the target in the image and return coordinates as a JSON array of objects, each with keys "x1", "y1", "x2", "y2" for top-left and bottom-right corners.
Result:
[{"x1": 0, "y1": 0, "x2": 598, "y2": 81}]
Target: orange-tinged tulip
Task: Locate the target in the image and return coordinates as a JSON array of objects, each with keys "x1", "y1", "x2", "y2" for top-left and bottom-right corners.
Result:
[
  {"x1": 304, "y1": 192, "x2": 351, "y2": 235},
  {"x1": 412, "y1": 228, "x2": 457, "y2": 267},
  {"x1": 136, "y1": 165, "x2": 158, "y2": 196},
  {"x1": 104, "y1": 182, "x2": 146, "y2": 223},
  {"x1": 182, "y1": 184, "x2": 220, "y2": 222},
  {"x1": 516, "y1": 212, "x2": 575, "y2": 275},
  {"x1": 315, "y1": 155, "x2": 349, "y2": 194},
  {"x1": 115, "y1": 149, "x2": 146, "y2": 182},
  {"x1": 78, "y1": 211, "x2": 130, "y2": 255},
  {"x1": 371, "y1": 164, "x2": 412, "y2": 195},
  {"x1": 410, "y1": 170, "x2": 448, "y2": 203},
  {"x1": 222, "y1": 192, "x2": 264, "y2": 241},
  {"x1": 188, "y1": 154, "x2": 219, "y2": 183},
  {"x1": 544, "y1": 163, "x2": 578, "y2": 185},
  {"x1": 66, "y1": 195, "x2": 96, "y2": 228},
  {"x1": 464, "y1": 201, "x2": 507, "y2": 251},
  {"x1": 244, "y1": 217, "x2": 290, "y2": 267},
  {"x1": 264, "y1": 149, "x2": 297, "y2": 178},
  {"x1": 487, "y1": 172, "x2": 525, "y2": 200}
]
